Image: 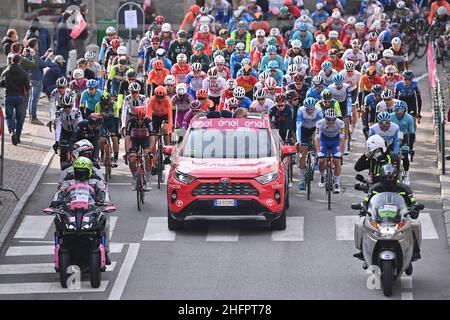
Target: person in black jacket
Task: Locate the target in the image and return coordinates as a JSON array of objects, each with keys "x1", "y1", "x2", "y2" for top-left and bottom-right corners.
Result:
[
  {"x1": 1, "y1": 29, "x2": 18, "y2": 57},
  {"x1": 0, "y1": 54, "x2": 30, "y2": 145}
]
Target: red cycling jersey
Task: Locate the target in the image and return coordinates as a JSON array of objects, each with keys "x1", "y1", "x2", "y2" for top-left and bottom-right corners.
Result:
[{"x1": 171, "y1": 63, "x2": 191, "y2": 84}]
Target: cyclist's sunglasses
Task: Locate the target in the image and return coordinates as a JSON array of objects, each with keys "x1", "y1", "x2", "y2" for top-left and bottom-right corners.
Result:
[
  {"x1": 323, "y1": 100, "x2": 332, "y2": 104},
  {"x1": 325, "y1": 117, "x2": 336, "y2": 122},
  {"x1": 379, "y1": 120, "x2": 390, "y2": 125},
  {"x1": 63, "y1": 105, "x2": 72, "y2": 109},
  {"x1": 131, "y1": 90, "x2": 140, "y2": 94}
]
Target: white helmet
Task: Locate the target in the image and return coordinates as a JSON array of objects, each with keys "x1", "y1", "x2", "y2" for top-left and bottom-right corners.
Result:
[
  {"x1": 72, "y1": 68, "x2": 84, "y2": 80},
  {"x1": 391, "y1": 37, "x2": 402, "y2": 46},
  {"x1": 384, "y1": 64, "x2": 397, "y2": 74},
  {"x1": 347, "y1": 16, "x2": 356, "y2": 25},
  {"x1": 84, "y1": 51, "x2": 96, "y2": 60},
  {"x1": 161, "y1": 23, "x2": 171, "y2": 33},
  {"x1": 270, "y1": 28, "x2": 280, "y2": 37},
  {"x1": 256, "y1": 29, "x2": 265, "y2": 37},
  {"x1": 355, "y1": 22, "x2": 366, "y2": 30},
  {"x1": 176, "y1": 53, "x2": 187, "y2": 62},
  {"x1": 117, "y1": 46, "x2": 127, "y2": 55},
  {"x1": 367, "y1": 52, "x2": 378, "y2": 61},
  {"x1": 437, "y1": 6, "x2": 448, "y2": 15},
  {"x1": 258, "y1": 72, "x2": 269, "y2": 82},
  {"x1": 233, "y1": 86, "x2": 246, "y2": 98},
  {"x1": 332, "y1": 11, "x2": 341, "y2": 19},
  {"x1": 316, "y1": 34, "x2": 326, "y2": 43},
  {"x1": 293, "y1": 55, "x2": 303, "y2": 65},
  {"x1": 106, "y1": 26, "x2": 116, "y2": 35},
  {"x1": 156, "y1": 48, "x2": 166, "y2": 56},
  {"x1": 176, "y1": 83, "x2": 187, "y2": 95},
  {"x1": 397, "y1": 1, "x2": 406, "y2": 9},
  {"x1": 164, "y1": 75, "x2": 176, "y2": 86},
  {"x1": 199, "y1": 16, "x2": 210, "y2": 25},
  {"x1": 226, "y1": 79, "x2": 237, "y2": 90},
  {"x1": 383, "y1": 49, "x2": 394, "y2": 58},
  {"x1": 351, "y1": 39, "x2": 360, "y2": 48},
  {"x1": 329, "y1": 30, "x2": 339, "y2": 39},
  {"x1": 241, "y1": 58, "x2": 251, "y2": 66},
  {"x1": 287, "y1": 64, "x2": 299, "y2": 74},
  {"x1": 214, "y1": 55, "x2": 225, "y2": 64},
  {"x1": 291, "y1": 39, "x2": 301, "y2": 48},
  {"x1": 200, "y1": 24, "x2": 209, "y2": 33},
  {"x1": 366, "y1": 134, "x2": 387, "y2": 153}
]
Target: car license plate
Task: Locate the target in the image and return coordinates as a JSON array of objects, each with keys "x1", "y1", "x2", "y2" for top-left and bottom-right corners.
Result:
[{"x1": 214, "y1": 199, "x2": 237, "y2": 207}]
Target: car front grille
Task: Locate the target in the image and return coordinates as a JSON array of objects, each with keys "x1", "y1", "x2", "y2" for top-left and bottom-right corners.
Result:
[{"x1": 192, "y1": 183, "x2": 259, "y2": 196}]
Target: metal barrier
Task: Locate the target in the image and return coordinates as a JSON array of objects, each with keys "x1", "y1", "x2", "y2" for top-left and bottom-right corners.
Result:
[{"x1": 433, "y1": 78, "x2": 446, "y2": 175}]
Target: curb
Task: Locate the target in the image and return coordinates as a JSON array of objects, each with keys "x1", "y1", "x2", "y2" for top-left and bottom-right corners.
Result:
[
  {"x1": 441, "y1": 175, "x2": 450, "y2": 248},
  {"x1": 0, "y1": 149, "x2": 55, "y2": 251}
]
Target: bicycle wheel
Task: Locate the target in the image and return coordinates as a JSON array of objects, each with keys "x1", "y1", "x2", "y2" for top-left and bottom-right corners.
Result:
[
  {"x1": 104, "y1": 144, "x2": 112, "y2": 182},
  {"x1": 415, "y1": 35, "x2": 428, "y2": 59},
  {"x1": 157, "y1": 145, "x2": 163, "y2": 189},
  {"x1": 407, "y1": 43, "x2": 416, "y2": 63},
  {"x1": 136, "y1": 169, "x2": 143, "y2": 212},
  {"x1": 327, "y1": 163, "x2": 333, "y2": 211},
  {"x1": 306, "y1": 153, "x2": 312, "y2": 200},
  {"x1": 290, "y1": 155, "x2": 294, "y2": 183}
]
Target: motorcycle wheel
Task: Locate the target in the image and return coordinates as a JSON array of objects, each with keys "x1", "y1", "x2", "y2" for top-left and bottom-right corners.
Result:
[
  {"x1": 59, "y1": 251, "x2": 70, "y2": 288},
  {"x1": 89, "y1": 251, "x2": 101, "y2": 288},
  {"x1": 381, "y1": 260, "x2": 394, "y2": 297}
]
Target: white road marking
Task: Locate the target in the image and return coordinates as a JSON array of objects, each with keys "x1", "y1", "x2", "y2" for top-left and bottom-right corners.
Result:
[
  {"x1": 110, "y1": 216, "x2": 118, "y2": 240},
  {"x1": 0, "y1": 262, "x2": 117, "y2": 275},
  {"x1": 108, "y1": 243, "x2": 140, "y2": 300},
  {"x1": 271, "y1": 217, "x2": 304, "y2": 241},
  {"x1": 417, "y1": 213, "x2": 439, "y2": 240},
  {"x1": 14, "y1": 216, "x2": 54, "y2": 239},
  {"x1": 0, "y1": 281, "x2": 109, "y2": 295},
  {"x1": 142, "y1": 217, "x2": 176, "y2": 241},
  {"x1": 18, "y1": 240, "x2": 54, "y2": 244},
  {"x1": 414, "y1": 73, "x2": 428, "y2": 82},
  {"x1": 206, "y1": 222, "x2": 240, "y2": 242},
  {"x1": 335, "y1": 216, "x2": 358, "y2": 241},
  {"x1": 401, "y1": 275, "x2": 413, "y2": 289},
  {"x1": 6, "y1": 243, "x2": 124, "y2": 256},
  {"x1": 401, "y1": 292, "x2": 414, "y2": 300}
]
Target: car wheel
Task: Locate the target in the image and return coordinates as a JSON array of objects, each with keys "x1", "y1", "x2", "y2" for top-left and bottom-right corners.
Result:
[
  {"x1": 270, "y1": 207, "x2": 286, "y2": 230},
  {"x1": 285, "y1": 186, "x2": 290, "y2": 209},
  {"x1": 168, "y1": 209, "x2": 184, "y2": 230}
]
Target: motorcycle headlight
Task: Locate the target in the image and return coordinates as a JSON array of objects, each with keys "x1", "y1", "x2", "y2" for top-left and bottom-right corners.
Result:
[
  {"x1": 378, "y1": 224, "x2": 397, "y2": 238},
  {"x1": 174, "y1": 170, "x2": 196, "y2": 185},
  {"x1": 255, "y1": 170, "x2": 279, "y2": 185}
]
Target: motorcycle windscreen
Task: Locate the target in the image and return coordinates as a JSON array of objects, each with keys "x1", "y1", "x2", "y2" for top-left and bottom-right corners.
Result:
[
  {"x1": 368, "y1": 192, "x2": 408, "y2": 223},
  {"x1": 67, "y1": 184, "x2": 96, "y2": 211}
]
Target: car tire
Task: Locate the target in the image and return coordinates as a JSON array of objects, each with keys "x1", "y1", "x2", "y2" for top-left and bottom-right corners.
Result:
[
  {"x1": 285, "y1": 186, "x2": 290, "y2": 209},
  {"x1": 270, "y1": 207, "x2": 286, "y2": 230},
  {"x1": 168, "y1": 209, "x2": 184, "y2": 230}
]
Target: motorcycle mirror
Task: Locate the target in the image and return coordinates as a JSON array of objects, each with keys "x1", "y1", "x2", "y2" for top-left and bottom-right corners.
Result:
[
  {"x1": 43, "y1": 208, "x2": 55, "y2": 215},
  {"x1": 415, "y1": 204, "x2": 424, "y2": 211},
  {"x1": 355, "y1": 174, "x2": 366, "y2": 183},
  {"x1": 351, "y1": 203, "x2": 362, "y2": 210},
  {"x1": 104, "y1": 205, "x2": 117, "y2": 214}
]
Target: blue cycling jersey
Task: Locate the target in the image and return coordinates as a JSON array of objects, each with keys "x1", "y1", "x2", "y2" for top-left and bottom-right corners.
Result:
[
  {"x1": 296, "y1": 106, "x2": 323, "y2": 141},
  {"x1": 238, "y1": 97, "x2": 252, "y2": 109},
  {"x1": 364, "y1": 93, "x2": 382, "y2": 111},
  {"x1": 80, "y1": 89, "x2": 103, "y2": 112},
  {"x1": 369, "y1": 122, "x2": 400, "y2": 154},
  {"x1": 390, "y1": 112, "x2": 415, "y2": 135},
  {"x1": 395, "y1": 80, "x2": 419, "y2": 98},
  {"x1": 306, "y1": 86, "x2": 328, "y2": 103}
]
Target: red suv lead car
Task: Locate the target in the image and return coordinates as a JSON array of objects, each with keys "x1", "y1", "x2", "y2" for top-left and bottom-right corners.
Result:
[{"x1": 164, "y1": 115, "x2": 296, "y2": 230}]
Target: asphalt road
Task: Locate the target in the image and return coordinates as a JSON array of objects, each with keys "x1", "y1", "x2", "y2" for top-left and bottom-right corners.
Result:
[{"x1": 0, "y1": 55, "x2": 449, "y2": 300}]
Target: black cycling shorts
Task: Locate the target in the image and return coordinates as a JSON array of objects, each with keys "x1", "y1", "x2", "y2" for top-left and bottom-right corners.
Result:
[
  {"x1": 152, "y1": 115, "x2": 168, "y2": 133},
  {"x1": 300, "y1": 127, "x2": 315, "y2": 145},
  {"x1": 130, "y1": 137, "x2": 150, "y2": 153},
  {"x1": 338, "y1": 101, "x2": 349, "y2": 119}
]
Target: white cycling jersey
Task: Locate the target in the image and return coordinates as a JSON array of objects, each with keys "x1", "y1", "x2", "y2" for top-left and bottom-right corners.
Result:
[
  {"x1": 316, "y1": 118, "x2": 345, "y2": 138},
  {"x1": 368, "y1": 122, "x2": 400, "y2": 148},
  {"x1": 342, "y1": 49, "x2": 366, "y2": 67},
  {"x1": 50, "y1": 89, "x2": 77, "y2": 121},
  {"x1": 202, "y1": 76, "x2": 226, "y2": 98},
  {"x1": 376, "y1": 99, "x2": 400, "y2": 113},
  {"x1": 339, "y1": 69, "x2": 361, "y2": 91},
  {"x1": 328, "y1": 83, "x2": 351, "y2": 103},
  {"x1": 55, "y1": 108, "x2": 83, "y2": 141},
  {"x1": 121, "y1": 94, "x2": 147, "y2": 129},
  {"x1": 318, "y1": 69, "x2": 338, "y2": 86},
  {"x1": 249, "y1": 98, "x2": 275, "y2": 112},
  {"x1": 297, "y1": 106, "x2": 323, "y2": 129}
]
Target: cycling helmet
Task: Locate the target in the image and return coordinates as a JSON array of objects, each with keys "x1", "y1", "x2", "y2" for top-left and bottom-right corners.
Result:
[
  {"x1": 200, "y1": 6, "x2": 209, "y2": 14},
  {"x1": 199, "y1": 24, "x2": 209, "y2": 33},
  {"x1": 196, "y1": 89, "x2": 208, "y2": 99},
  {"x1": 385, "y1": 64, "x2": 397, "y2": 74},
  {"x1": 394, "y1": 100, "x2": 408, "y2": 112},
  {"x1": 333, "y1": 73, "x2": 344, "y2": 85},
  {"x1": 255, "y1": 29, "x2": 265, "y2": 38},
  {"x1": 324, "y1": 108, "x2": 337, "y2": 120},
  {"x1": 233, "y1": 86, "x2": 246, "y2": 99},
  {"x1": 86, "y1": 79, "x2": 98, "y2": 88},
  {"x1": 367, "y1": 52, "x2": 378, "y2": 61},
  {"x1": 383, "y1": 49, "x2": 394, "y2": 58},
  {"x1": 225, "y1": 97, "x2": 239, "y2": 110},
  {"x1": 241, "y1": 58, "x2": 251, "y2": 66},
  {"x1": 254, "y1": 89, "x2": 267, "y2": 99},
  {"x1": 368, "y1": 31, "x2": 378, "y2": 40},
  {"x1": 371, "y1": 84, "x2": 384, "y2": 95},
  {"x1": 118, "y1": 56, "x2": 127, "y2": 66},
  {"x1": 190, "y1": 100, "x2": 202, "y2": 110},
  {"x1": 156, "y1": 48, "x2": 165, "y2": 57},
  {"x1": 177, "y1": 53, "x2": 187, "y2": 63},
  {"x1": 355, "y1": 22, "x2": 366, "y2": 30},
  {"x1": 293, "y1": 56, "x2": 303, "y2": 65},
  {"x1": 268, "y1": 60, "x2": 279, "y2": 69},
  {"x1": 321, "y1": 61, "x2": 332, "y2": 71},
  {"x1": 402, "y1": 70, "x2": 414, "y2": 80},
  {"x1": 242, "y1": 65, "x2": 252, "y2": 75},
  {"x1": 164, "y1": 75, "x2": 176, "y2": 86},
  {"x1": 265, "y1": 77, "x2": 277, "y2": 89},
  {"x1": 61, "y1": 93, "x2": 74, "y2": 106},
  {"x1": 88, "y1": 113, "x2": 104, "y2": 126},
  {"x1": 191, "y1": 62, "x2": 202, "y2": 72},
  {"x1": 266, "y1": 45, "x2": 277, "y2": 53},
  {"x1": 236, "y1": 42, "x2": 245, "y2": 51},
  {"x1": 316, "y1": 2, "x2": 324, "y2": 10},
  {"x1": 437, "y1": 6, "x2": 448, "y2": 15},
  {"x1": 312, "y1": 75, "x2": 324, "y2": 86},
  {"x1": 329, "y1": 30, "x2": 339, "y2": 39},
  {"x1": 56, "y1": 77, "x2": 68, "y2": 88},
  {"x1": 291, "y1": 39, "x2": 302, "y2": 49},
  {"x1": 134, "y1": 106, "x2": 146, "y2": 119},
  {"x1": 226, "y1": 79, "x2": 237, "y2": 90},
  {"x1": 73, "y1": 157, "x2": 93, "y2": 180},
  {"x1": 214, "y1": 55, "x2": 225, "y2": 65},
  {"x1": 268, "y1": 37, "x2": 277, "y2": 46},
  {"x1": 117, "y1": 46, "x2": 127, "y2": 55},
  {"x1": 316, "y1": 34, "x2": 326, "y2": 43},
  {"x1": 351, "y1": 39, "x2": 360, "y2": 48},
  {"x1": 270, "y1": 28, "x2": 280, "y2": 37},
  {"x1": 110, "y1": 39, "x2": 120, "y2": 49},
  {"x1": 155, "y1": 86, "x2": 168, "y2": 97},
  {"x1": 381, "y1": 89, "x2": 394, "y2": 100},
  {"x1": 72, "y1": 140, "x2": 94, "y2": 159},
  {"x1": 397, "y1": 1, "x2": 406, "y2": 9},
  {"x1": 152, "y1": 59, "x2": 164, "y2": 70},
  {"x1": 279, "y1": 6, "x2": 289, "y2": 15},
  {"x1": 151, "y1": 35, "x2": 160, "y2": 43},
  {"x1": 321, "y1": 89, "x2": 333, "y2": 101},
  {"x1": 161, "y1": 23, "x2": 171, "y2": 33},
  {"x1": 106, "y1": 26, "x2": 116, "y2": 35},
  {"x1": 366, "y1": 134, "x2": 387, "y2": 153},
  {"x1": 176, "y1": 83, "x2": 187, "y2": 95},
  {"x1": 377, "y1": 111, "x2": 391, "y2": 122},
  {"x1": 72, "y1": 68, "x2": 84, "y2": 80},
  {"x1": 303, "y1": 97, "x2": 316, "y2": 110},
  {"x1": 298, "y1": 23, "x2": 308, "y2": 32},
  {"x1": 287, "y1": 64, "x2": 298, "y2": 74},
  {"x1": 286, "y1": 90, "x2": 298, "y2": 101},
  {"x1": 225, "y1": 38, "x2": 236, "y2": 46},
  {"x1": 194, "y1": 42, "x2": 205, "y2": 50},
  {"x1": 332, "y1": 11, "x2": 341, "y2": 19},
  {"x1": 347, "y1": 16, "x2": 356, "y2": 25},
  {"x1": 155, "y1": 15, "x2": 165, "y2": 24},
  {"x1": 391, "y1": 37, "x2": 402, "y2": 46},
  {"x1": 345, "y1": 60, "x2": 356, "y2": 70},
  {"x1": 84, "y1": 51, "x2": 96, "y2": 60},
  {"x1": 207, "y1": 67, "x2": 219, "y2": 78},
  {"x1": 100, "y1": 92, "x2": 112, "y2": 107},
  {"x1": 367, "y1": 66, "x2": 377, "y2": 76},
  {"x1": 190, "y1": 4, "x2": 200, "y2": 14},
  {"x1": 275, "y1": 92, "x2": 286, "y2": 104},
  {"x1": 258, "y1": 72, "x2": 269, "y2": 82},
  {"x1": 128, "y1": 82, "x2": 141, "y2": 92},
  {"x1": 293, "y1": 72, "x2": 304, "y2": 82},
  {"x1": 213, "y1": 50, "x2": 224, "y2": 58}
]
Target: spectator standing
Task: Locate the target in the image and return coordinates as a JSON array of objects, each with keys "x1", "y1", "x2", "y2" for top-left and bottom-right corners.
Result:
[
  {"x1": 0, "y1": 54, "x2": 30, "y2": 145},
  {"x1": 24, "y1": 18, "x2": 52, "y2": 57},
  {"x1": 72, "y1": 3, "x2": 89, "y2": 59},
  {"x1": 55, "y1": 12, "x2": 73, "y2": 75},
  {"x1": 43, "y1": 55, "x2": 65, "y2": 97},
  {"x1": 1, "y1": 29, "x2": 18, "y2": 57}
]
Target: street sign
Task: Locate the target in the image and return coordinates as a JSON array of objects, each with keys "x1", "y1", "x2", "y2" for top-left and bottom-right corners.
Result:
[{"x1": 124, "y1": 10, "x2": 138, "y2": 29}]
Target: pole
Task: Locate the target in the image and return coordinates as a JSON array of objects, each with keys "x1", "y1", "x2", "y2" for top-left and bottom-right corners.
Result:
[
  {"x1": 129, "y1": 4, "x2": 132, "y2": 57},
  {"x1": 0, "y1": 106, "x2": 19, "y2": 203}
]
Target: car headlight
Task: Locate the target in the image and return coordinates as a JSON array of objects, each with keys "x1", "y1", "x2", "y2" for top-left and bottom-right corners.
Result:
[
  {"x1": 255, "y1": 170, "x2": 279, "y2": 185},
  {"x1": 174, "y1": 170, "x2": 196, "y2": 185}
]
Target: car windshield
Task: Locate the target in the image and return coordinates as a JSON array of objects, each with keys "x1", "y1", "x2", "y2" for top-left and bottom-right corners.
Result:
[
  {"x1": 368, "y1": 192, "x2": 408, "y2": 223},
  {"x1": 182, "y1": 128, "x2": 274, "y2": 159}
]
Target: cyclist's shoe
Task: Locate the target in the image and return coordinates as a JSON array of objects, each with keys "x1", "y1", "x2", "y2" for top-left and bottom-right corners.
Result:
[
  {"x1": 112, "y1": 158, "x2": 118, "y2": 168},
  {"x1": 164, "y1": 155, "x2": 171, "y2": 165},
  {"x1": 131, "y1": 177, "x2": 137, "y2": 191},
  {"x1": 145, "y1": 180, "x2": 152, "y2": 191},
  {"x1": 318, "y1": 176, "x2": 325, "y2": 188},
  {"x1": 105, "y1": 252, "x2": 111, "y2": 265},
  {"x1": 402, "y1": 171, "x2": 410, "y2": 185},
  {"x1": 151, "y1": 167, "x2": 157, "y2": 175},
  {"x1": 298, "y1": 182, "x2": 305, "y2": 190},
  {"x1": 334, "y1": 184, "x2": 341, "y2": 194}
]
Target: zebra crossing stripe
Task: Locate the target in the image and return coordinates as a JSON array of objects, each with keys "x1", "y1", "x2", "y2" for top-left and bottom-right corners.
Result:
[
  {"x1": 142, "y1": 217, "x2": 176, "y2": 241},
  {"x1": 0, "y1": 281, "x2": 109, "y2": 295},
  {"x1": 6, "y1": 243, "x2": 125, "y2": 256},
  {"x1": 110, "y1": 216, "x2": 118, "y2": 240},
  {"x1": 14, "y1": 216, "x2": 54, "y2": 239},
  {"x1": 271, "y1": 217, "x2": 304, "y2": 241},
  {"x1": 0, "y1": 262, "x2": 117, "y2": 275},
  {"x1": 417, "y1": 213, "x2": 439, "y2": 240},
  {"x1": 335, "y1": 216, "x2": 358, "y2": 241}
]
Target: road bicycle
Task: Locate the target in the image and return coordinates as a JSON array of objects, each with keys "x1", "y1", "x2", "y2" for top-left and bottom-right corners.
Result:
[
  {"x1": 304, "y1": 143, "x2": 316, "y2": 201},
  {"x1": 134, "y1": 146, "x2": 146, "y2": 212},
  {"x1": 150, "y1": 124, "x2": 166, "y2": 189},
  {"x1": 102, "y1": 130, "x2": 115, "y2": 182},
  {"x1": 325, "y1": 152, "x2": 335, "y2": 211}
]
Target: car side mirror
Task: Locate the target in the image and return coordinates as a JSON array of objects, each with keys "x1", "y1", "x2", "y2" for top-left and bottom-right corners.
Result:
[
  {"x1": 351, "y1": 203, "x2": 362, "y2": 210},
  {"x1": 355, "y1": 174, "x2": 366, "y2": 183},
  {"x1": 281, "y1": 145, "x2": 297, "y2": 157},
  {"x1": 163, "y1": 146, "x2": 175, "y2": 156},
  {"x1": 43, "y1": 208, "x2": 55, "y2": 215},
  {"x1": 104, "y1": 205, "x2": 117, "y2": 214}
]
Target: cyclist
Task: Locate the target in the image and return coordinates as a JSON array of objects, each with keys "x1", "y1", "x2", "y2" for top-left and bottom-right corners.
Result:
[
  {"x1": 85, "y1": 51, "x2": 103, "y2": 88},
  {"x1": 71, "y1": 113, "x2": 104, "y2": 161},
  {"x1": 233, "y1": 86, "x2": 252, "y2": 109},
  {"x1": 358, "y1": 66, "x2": 383, "y2": 106},
  {"x1": 287, "y1": 73, "x2": 310, "y2": 107},
  {"x1": 108, "y1": 56, "x2": 128, "y2": 99},
  {"x1": 147, "y1": 48, "x2": 172, "y2": 72},
  {"x1": 316, "y1": 108, "x2": 345, "y2": 193},
  {"x1": 53, "y1": 95, "x2": 83, "y2": 169},
  {"x1": 390, "y1": 37, "x2": 409, "y2": 72},
  {"x1": 213, "y1": 29, "x2": 229, "y2": 52},
  {"x1": 172, "y1": 83, "x2": 193, "y2": 129},
  {"x1": 318, "y1": 61, "x2": 338, "y2": 87},
  {"x1": 310, "y1": 34, "x2": 330, "y2": 76},
  {"x1": 324, "y1": 48, "x2": 344, "y2": 72},
  {"x1": 230, "y1": 21, "x2": 252, "y2": 53},
  {"x1": 378, "y1": 48, "x2": 396, "y2": 72},
  {"x1": 269, "y1": 92, "x2": 295, "y2": 143},
  {"x1": 190, "y1": 43, "x2": 211, "y2": 73},
  {"x1": 185, "y1": 62, "x2": 207, "y2": 99},
  {"x1": 327, "y1": 10, "x2": 346, "y2": 34},
  {"x1": 381, "y1": 65, "x2": 402, "y2": 92},
  {"x1": 296, "y1": 97, "x2": 324, "y2": 190},
  {"x1": 339, "y1": 60, "x2": 361, "y2": 134},
  {"x1": 95, "y1": 92, "x2": 120, "y2": 167},
  {"x1": 192, "y1": 24, "x2": 214, "y2": 57},
  {"x1": 342, "y1": 39, "x2": 366, "y2": 72},
  {"x1": 259, "y1": 45, "x2": 286, "y2": 74},
  {"x1": 376, "y1": 89, "x2": 399, "y2": 115},
  {"x1": 264, "y1": 77, "x2": 285, "y2": 102},
  {"x1": 249, "y1": 89, "x2": 274, "y2": 113},
  {"x1": 362, "y1": 31, "x2": 384, "y2": 57},
  {"x1": 306, "y1": 75, "x2": 327, "y2": 102},
  {"x1": 182, "y1": 100, "x2": 203, "y2": 129},
  {"x1": 121, "y1": 82, "x2": 147, "y2": 134},
  {"x1": 49, "y1": 78, "x2": 76, "y2": 129},
  {"x1": 164, "y1": 75, "x2": 177, "y2": 99},
  {"x1": 203, "y1": 67, "x2": 226, "y2": 106},
  {"x1": 392, "y1": 1, "x2": 414, "y2": 32},
  {"x1": 143, "y1": 36, "x2": 162, "y2": 73},
  {"x1": 111, "y1": 46, "x2": 132, "y2": 69},
  {"x1": 104, "y1": 38, "x2": 120, "y2": 75},
  {"x1": 329, "y1": 73, "x2": 352, "y2": 153},
  {"x1": 125, "y1": 106, "x2": 153, "y2": 191},
  {"x1": 236, "y1": 65, "x2": 258, "y2": 99},
  {"x1": 390, "y1": 100, "x2": 415, "y2": 185},
  {"x1": 312, "y1": 2, "x2": 330, "y2": 28},
  {"x1": 340, "y1": 16, "x2": 357, "y2": 48},
  {"x1": 171, "y1": 53, "x2": 190, "y2": 85},
  {"x1": 426, "y1": 6, "x2": 449, "y2": 62},
  {"x1": 159, "y1": 23, "x2": 175, "y2": 51},
  {"x1": 147, "y1": 59, "x2": 170, "y2": 96},
  {"x1": 213, "y1": 55, "x2": 231, "y2": 80},
  {"x1": 284, "y1": 40, "x2": 306, "y2": 69},
  {"x1": 363, "y1": 84, "x2": 384, "y2": 139},
  {"x1": 219, "y1": 79, "x2": 237, "y2": 110},
  {"x1": 369, "y1": 112, "x2": 400, "y2": 155},
  {"x1": 326, "y1": 30, "x2": 345, "y2": 56},
  {"x1": 98, "y1": 26, "x2": 120, "y2": 65},
  {"x1": 117, "y1": 69, "x2": 145, "y2": 111},
  {"x1": 236, "y1": 58, "x2": 258, "y2": 78},
  {"x1": 223, "y1": 39, "x2": 236, "y2": 68},
  {"x1": 79, "y1": 79, "x2": 102, "y2": 118},
  {"x1": 168, "y1": 31, "x2": 192, "y2": 66},
  {"x1": 361, "y1": 53, "x2": 383, "y2": 76},
  {"x1": 315, "y1": 88, "x2": 342, "y2": 117},
  {"x1": 378, "y1": 22, "x2": 403, "y2": 50},
  {"x1": 290, "y1": 23, "x2": 314, "y2": 57},
  {"x1": 179, "y1": 5, "x2": 200, "y2": 37},
  {"x1": 196, "y1": 89, "x2": 214, "y2": 111},
  {"x1": 395, "y1": 69, "x2": 422, "y2": 127}
]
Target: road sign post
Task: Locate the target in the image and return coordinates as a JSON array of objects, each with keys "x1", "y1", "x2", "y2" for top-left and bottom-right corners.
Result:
[{"x1": 116, "y1": 2, "x2": 145, "y2": 57}]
